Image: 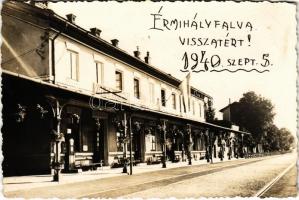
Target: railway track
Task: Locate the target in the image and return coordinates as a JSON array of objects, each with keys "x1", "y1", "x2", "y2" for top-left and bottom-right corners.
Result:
[
  {"x1": 5, "y1": 154, "x2": 295, "y2": 198},
  {"x1": 79, "y1": 157, "x2": 271, "y2": 198},
  {"x1": 254, "y1": 162, "x2": 296, "y2": 197}
]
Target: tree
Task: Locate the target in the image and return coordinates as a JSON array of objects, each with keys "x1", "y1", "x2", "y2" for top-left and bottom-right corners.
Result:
[
  {"x1": 205, "y1": 99, "x2": 215, "y2": 123},
  {"x1": 243, "y1": 133, "x2": 256, "y2": 152},
  {"x1": 228, "y1": 91, "x2": 294, "y2": 152},
  {"x1": 278, "y1": 128, "x2": 295, "y2": 151},
  {"x1": 233, "y1": 91, "x2": 275, "y2": 143},
  {"x1": 264, "y1": 124, "x2": 280, "y2": 151}
]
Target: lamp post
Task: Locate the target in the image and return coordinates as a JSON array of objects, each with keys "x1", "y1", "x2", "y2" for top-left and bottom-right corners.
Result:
[
  {"x1": 181, "y1": 130, "x2": 185, "y2": 162},
  {"x1": 204, "y1": 129, "x2": 209, "y2": 163},
  {"x1": 229, "y1": 139, "x2": 232, "y2": 160},
  {"x1": 51, "y1": 100, "x2": 63, "y2": 182},
  {"x1": 159, "y1": 119, "x2": 167, "y2": 168},
  {"x1": 52, "y1": 100, "x2": 69, "y2": 182},
  {"x1": 122, "y1": 112, "x2": 128, "y2": 174},
  {"x1": 45, "y1": 96, "x2": 69, "y2": 182},
  {"x1": 129, "y1": 118, "x2": 134, "y2": 175},
  {"x1": 209, "y1": 130, "x2": 214, "y2": 164},
  {"x1": 241, "y1": 133, "x2": 244, "y2": 158}
]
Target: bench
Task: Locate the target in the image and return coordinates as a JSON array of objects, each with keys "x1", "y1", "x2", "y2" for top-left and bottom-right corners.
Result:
[
  {"x1": 146, "y1": 156, "x2": 162, "y2": 165},
  {"x1": 75, "y1": 160, "x2": 103, "y2": 171},
  {"x1": 110, "y1": 157, "x2": 140, "y2": 168}
]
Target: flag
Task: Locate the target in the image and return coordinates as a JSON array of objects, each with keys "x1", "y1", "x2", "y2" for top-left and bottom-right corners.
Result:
[{"x1": 179, "y1": 73, "x2": 191, "y2": 114}]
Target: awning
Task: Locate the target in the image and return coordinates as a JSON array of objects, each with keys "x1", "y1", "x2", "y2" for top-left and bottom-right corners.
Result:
[{"x1": 2, "y1": 70, "x2": 250, "y2": 136}]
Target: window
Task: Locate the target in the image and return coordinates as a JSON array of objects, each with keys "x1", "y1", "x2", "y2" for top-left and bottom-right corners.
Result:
[
  {"x1": 134, "y1": 78, "x2": 140, "y2": 99},
  {"x1": 151, "y1": 135, "x2": 156, "y2": 151},
  {"x1": 149, "y1": 82, "x2": 155, "y2": 104},
  {"x1": 95, "y1": 62, "x2": 103, "y2": 84},
  {"x1": 67, "y1": 50, "x2": 79, "y2": 80},
  {"x1": 146, "y1": 134, "x2": 156, "y2": 151},
  {"x1": 179, "y1": 95, "x2": 182, "y2": 112},
  {"x1": 161, "y1": 89, "x2": 166, "y2": 107},
  {"x1": 199, "y1": 103, "x2": 202, "y2": 117},
  {"x1": 115, "y1": 71, "x2": 123, "y2": 91},
  {"x1": 171, "y1": 93, "x2": 176, "y2": 109},
  {"x1": 116, "y1": 132, "x2": 123, "y2": 152}
]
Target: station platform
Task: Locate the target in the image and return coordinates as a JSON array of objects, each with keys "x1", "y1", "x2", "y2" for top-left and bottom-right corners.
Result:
[{"x1": 3, "y1": 157, "x2": 237, "y2": 193}]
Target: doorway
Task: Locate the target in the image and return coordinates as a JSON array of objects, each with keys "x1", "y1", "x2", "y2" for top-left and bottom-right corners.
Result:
[{"x1": 93, "y1": 119, "x2": 105, "y2": 163}]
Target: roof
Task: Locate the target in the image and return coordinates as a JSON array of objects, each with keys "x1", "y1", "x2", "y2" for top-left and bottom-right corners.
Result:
[
  {"x1": 219, "y1": 102, "x2": 239, "y2": 112},
  {"x1": 3, "y1": 1, "x2": 181, "y2": 87},
  {"x1": 191, "y1": 87, "x2": 213, "y2": 100}
]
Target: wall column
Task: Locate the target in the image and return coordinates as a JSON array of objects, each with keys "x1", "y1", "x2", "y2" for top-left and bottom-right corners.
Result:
[
  {"x1": 186, "y1": 124, "x2": 193, "y2": 165},
  {"x1": 158, "y1": 119, "x2": 167, "y2": 168}
]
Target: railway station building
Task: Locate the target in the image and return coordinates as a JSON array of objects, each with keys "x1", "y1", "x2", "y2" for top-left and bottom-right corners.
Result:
[{"x1": 2, "y1": 1, "x2": 249, "y2": 177}]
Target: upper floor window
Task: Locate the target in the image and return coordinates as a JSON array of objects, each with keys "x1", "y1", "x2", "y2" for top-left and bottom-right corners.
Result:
[
  {"x1": 161, "y1": 89, "x2": 166, "y2": 107},
  {"x1": 149, "y1": 82, "x2": 155, "y2": 104},
  {"x1": 199, "y1": 103, "x2": 202, "y2": 117},
  {"x1": 115, "y1": 71, "x2": 123, "y2": 91},
  {"x1": 134, "y1": 78, "x2": 140, "y2": 99},
  {"x1": 67, "y1": 50, "x2": 79, "y2": 81},
  {"x1": 179, "y1": 95, "x2": 182, "y2": 112},
  {"x1": 95, "y1": 62, "x2": 103, "y2": 84},
  {"x1": 171, "y1": 93, "x2": 176, "y2": 110}
]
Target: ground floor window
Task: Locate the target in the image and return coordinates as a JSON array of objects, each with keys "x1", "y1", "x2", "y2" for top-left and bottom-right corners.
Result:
[
  {"x1": 146, "y1": 134, "x2": 156, "y2": 151},
  {"x1": 116, "y1": 131, "x2": 123, "y2": 152}
]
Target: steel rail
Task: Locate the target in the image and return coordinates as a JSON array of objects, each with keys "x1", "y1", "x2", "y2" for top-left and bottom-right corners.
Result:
[
  {"x1": 254, "y1": 162, "x2": 296, "y2": 197},
  {"x1": 77, "y1": 157, "x2": 271, "y2": 198}
]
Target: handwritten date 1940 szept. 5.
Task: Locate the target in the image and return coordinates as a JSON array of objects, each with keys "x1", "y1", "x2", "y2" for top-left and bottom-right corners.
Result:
[{"x1": 180, "y1": 51, "x2": 272, "y2": 73}]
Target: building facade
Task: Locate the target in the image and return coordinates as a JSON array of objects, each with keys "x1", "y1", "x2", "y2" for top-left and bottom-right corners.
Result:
[
  {"x1": 2, "y1": 2, "x2": 249, "y2": 177},
  {"x1": 220, "y1": 102, "x2": 263, "y2": 154}
]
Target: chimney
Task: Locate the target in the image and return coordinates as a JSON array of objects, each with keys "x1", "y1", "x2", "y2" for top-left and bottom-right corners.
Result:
[
  {"x1": 134, "y1": 46, "x2": 140, "y2": 59},
  {"x1": 66, "y1": 14, "x2": 76, "y2": 24},
  {"x1": 111, "y1": 39, "x2": 119, "y2": 47},
  {"x1": 90, "y1": 28, "x2": 101, "y2": 38},
  {"x1": 144, "y1": 51, "x2": 151, "y2": 64}
]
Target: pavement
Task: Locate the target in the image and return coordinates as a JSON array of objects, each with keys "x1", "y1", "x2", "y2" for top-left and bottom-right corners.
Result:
[
  {"x1": 3, "y1": 157, "x2": 231, "y2": 193},
  {"x1": 3, "y1": 156, "x2": 296, "y2": 198},
  {"x1": 3, "y1": 156, "x2": 268, "y2": 198}
]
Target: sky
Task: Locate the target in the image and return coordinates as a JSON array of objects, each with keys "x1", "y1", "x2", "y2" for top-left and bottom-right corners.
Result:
[{"x1": 49, "y1": 1, "x2": 297, "y2": 135}]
